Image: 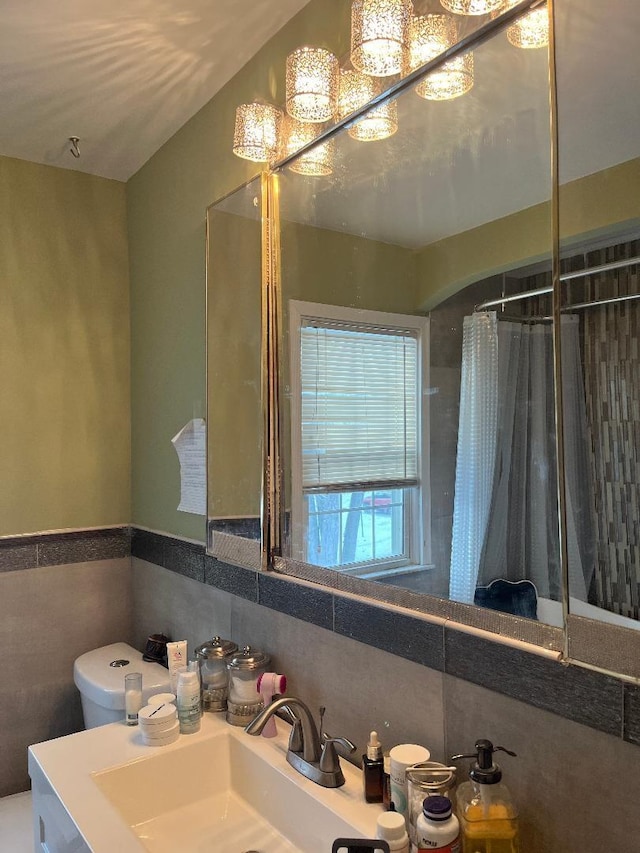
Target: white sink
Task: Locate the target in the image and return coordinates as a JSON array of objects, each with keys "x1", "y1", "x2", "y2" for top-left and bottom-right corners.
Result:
[
  {"x1": 92, "y1": 729, "x2": 361, "y2": 852},
  {"x1": 29, "y1": 712, "x2": 381, "y2": 853}
]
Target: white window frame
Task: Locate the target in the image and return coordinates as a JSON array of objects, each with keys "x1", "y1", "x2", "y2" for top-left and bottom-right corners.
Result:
[{"x1": 289, "y1": 300, "x2": 431, "y2": 576}]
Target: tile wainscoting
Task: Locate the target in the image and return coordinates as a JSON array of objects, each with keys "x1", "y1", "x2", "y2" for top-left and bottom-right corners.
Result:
[
  {"x1": 3, "y1": 526, "x2": 640, "y2": 850},
  {"x1": 131, "y1": 528, "x2": 640, "y2": 853},
  {"x1": 0, "y1": 528, "x2": 132, "y2": 797}
]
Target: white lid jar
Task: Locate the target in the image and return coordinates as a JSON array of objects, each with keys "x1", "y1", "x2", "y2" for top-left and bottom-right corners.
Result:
[
  {"x1": 416, "y1": 795, "x2": 460, "y2": 852},
  {"x1": 195, "y1": 636, "x2": 238, "y2": 712},
  {"x1": 225, "y1": 646, "x2": 271, "y2": 726},
  {"x1": 376, "y1": 810, "x2": 410, "y2": 853}
]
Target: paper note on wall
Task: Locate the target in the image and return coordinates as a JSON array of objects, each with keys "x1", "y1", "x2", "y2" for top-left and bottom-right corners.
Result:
[{"x1": 171, "y1": 418, "x2": 206, "y2": 514}]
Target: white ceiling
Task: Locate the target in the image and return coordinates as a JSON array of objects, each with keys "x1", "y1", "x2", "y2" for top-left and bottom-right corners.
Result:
[{"x1": 0, "y1": 0, "x2": 310, "y2": 181}]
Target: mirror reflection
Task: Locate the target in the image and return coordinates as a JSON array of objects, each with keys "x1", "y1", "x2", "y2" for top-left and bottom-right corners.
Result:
[
  {"x1": 556, "y1": 0, "x2": 640, "y2": 633},
  {"x1": 206, "y1": 178, "x2": 263, "y2": 559},
  {"x1": 276, "y1": 18, "x2": 557, "y2": 622}
]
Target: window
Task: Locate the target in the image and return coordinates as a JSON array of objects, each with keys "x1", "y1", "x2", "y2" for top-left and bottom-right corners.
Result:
[{"x1": 289, "y1": 301, "x2": 429, "y2": 576}]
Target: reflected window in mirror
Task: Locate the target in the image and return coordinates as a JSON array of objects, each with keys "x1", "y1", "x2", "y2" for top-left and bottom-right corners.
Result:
[{"x1": 288, "y1": 301, "x2": 429, "y2": 578}]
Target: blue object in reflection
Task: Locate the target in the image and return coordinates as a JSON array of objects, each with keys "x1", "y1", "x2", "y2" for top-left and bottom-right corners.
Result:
[{"x1": 474, "y1": 578, "x2": 538, "y2": 620}]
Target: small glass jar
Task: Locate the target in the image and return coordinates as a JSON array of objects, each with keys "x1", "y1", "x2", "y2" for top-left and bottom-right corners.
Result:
[
  {"x1": 195, "y1": 636, "x2": 238, "y2": 712},
  {"x1": 226, "y1": 645, "x2": 270, "y2": 726},
  {"x1": 406, "y1": 761, "x2": 457, "y2": 849},
  {"x1": 124, "y1": 672, "x2": 143, "y2": 726}
]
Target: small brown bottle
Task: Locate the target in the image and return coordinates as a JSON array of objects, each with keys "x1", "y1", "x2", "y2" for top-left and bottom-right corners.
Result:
[{"x1": 363, "y1": 730, "x2": 384, "y2": 803}]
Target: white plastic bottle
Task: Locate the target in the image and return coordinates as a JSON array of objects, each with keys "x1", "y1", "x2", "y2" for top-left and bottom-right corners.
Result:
[
  {"x1": 377, "y1": 809, "x2": 410, "y2": 853},
  {"x1": 416, "y1": 796, "x2": 460, "y2": 852},
  {"x1": 176, "y1": 670, "x2": 201, "y2": 734}
]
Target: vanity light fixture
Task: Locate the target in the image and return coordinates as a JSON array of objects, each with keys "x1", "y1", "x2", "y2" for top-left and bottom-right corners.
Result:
[
  {"x1": 408, "y1": 14, "x2": 474, "y2": 100},
  {"x1": 417, "y1": 51, "x2": 474, "y2": 99},
  {"x1": 338, "y1": 69, "x2": 398, "y2": 141},
  {"x1": 285, "y1": 47, "x2": 339, "y2": 123},
  {"x1": 407, "y1": 14, "x2": 471, "y2": 102},
  {"x1": 501, "y1": 0, "x2": 549, "y2": 48},
  {"x1": 232, "y1": 103, "x2": 282, "y2": 162},
  {"x1": 350, "y1": 0, "x2": 412, "y2": 78},
  {"x1": 284, "y1": 117, "x2": 335, "y2": 175},
  {"x1": 440, "y1": 0, "x2": 503, "y2": 15}
]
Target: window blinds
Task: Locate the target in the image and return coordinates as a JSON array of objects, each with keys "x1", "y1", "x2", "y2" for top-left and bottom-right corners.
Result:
[{"x1": 300, "y1": 321, "x2": 419, "y2": 491}]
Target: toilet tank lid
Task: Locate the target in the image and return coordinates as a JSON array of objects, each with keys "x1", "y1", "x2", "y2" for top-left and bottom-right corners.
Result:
[{"x1": 73, "y1": 642, "x2": 171, "y2": 710}]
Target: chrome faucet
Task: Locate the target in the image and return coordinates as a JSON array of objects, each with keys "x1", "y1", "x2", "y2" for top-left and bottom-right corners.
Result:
[{"x1": 245, "y1": 696, "x2": 355, "y2": 788}]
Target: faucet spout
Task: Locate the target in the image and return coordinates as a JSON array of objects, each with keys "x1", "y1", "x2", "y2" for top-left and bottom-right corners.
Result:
[{"x1": 245, "y1": 696, "x2": 321, "y2": 763}]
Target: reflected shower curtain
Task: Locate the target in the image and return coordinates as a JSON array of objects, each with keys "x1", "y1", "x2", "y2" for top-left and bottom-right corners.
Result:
[
  {"x1": 449, "y1": 313, "x2": 499, "y2": 603},
  {"x1": 450, "y1": 312, "x2": 595, "y2": 605}
]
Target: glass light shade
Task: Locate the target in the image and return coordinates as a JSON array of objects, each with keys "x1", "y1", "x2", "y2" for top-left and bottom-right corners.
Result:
[
  {"x1": 408, "y1": 14, "x2": 473, "y2": 101},
  {"x1": 416, "y1": 50, "x2": 474, "y2": 100},
  {"x1": 351, "y1": 0, "x2": 412, "y2": 77},
  {"x1": 440, "y1": 0, "x2": 503, "y2": 14},
  {"x1": 407, "y1": 14, "x2": 457, "y2": 73},
  {"x1": 286, "y1": 47, "x2": 339, "y2": 123},
  {"x1": 338, "y1": 69, "x2": 398, "y2": 141},
  {"x1": 232, "y1": 103, "x2": 282, "y2": 162},
  {"x1": 506, "y1": 5, "x2": 549, "y2": 48},
  {"x1": 284, "y1": 117, "x2": 335, "y2": 176}
]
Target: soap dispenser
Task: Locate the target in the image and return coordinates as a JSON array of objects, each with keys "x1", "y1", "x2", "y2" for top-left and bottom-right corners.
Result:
[{"x1": 451, "y1": 739, "x2": 519, "y2": 853}]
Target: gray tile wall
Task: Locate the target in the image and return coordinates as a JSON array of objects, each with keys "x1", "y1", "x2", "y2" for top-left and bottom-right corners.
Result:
[
  {"x1": 0, "y1": 558, "x2": 132, "y2": 797},
  {"x1": 131, "y1": 558, "x2": 446, "y2": 766},
  {"x1": 131, "y1": 556, "x2": 640, "y2": 853}
]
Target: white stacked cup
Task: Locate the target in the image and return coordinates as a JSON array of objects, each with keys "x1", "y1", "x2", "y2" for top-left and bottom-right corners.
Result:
[{"x1": 138, "y1": 698, "x2": 179, "y2": 746}]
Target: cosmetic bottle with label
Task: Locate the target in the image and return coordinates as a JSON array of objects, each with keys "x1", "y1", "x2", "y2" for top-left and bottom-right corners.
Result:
[
  {"x1": 363, "y1": 731, "x2": 385, "y2": 803},
  {"x1": 416, "y1": 796, "x2": 460, "y2": 852}
]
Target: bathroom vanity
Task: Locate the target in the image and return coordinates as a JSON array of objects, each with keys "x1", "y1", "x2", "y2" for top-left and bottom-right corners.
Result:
[{"x1": 29, "y1": 713, "x2": 380, "y2": 852}]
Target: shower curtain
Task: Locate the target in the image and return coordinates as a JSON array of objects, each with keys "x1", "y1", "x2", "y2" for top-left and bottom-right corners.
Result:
[{"x1": 449, "y1": 311, "x2": 595, "y2": 606}]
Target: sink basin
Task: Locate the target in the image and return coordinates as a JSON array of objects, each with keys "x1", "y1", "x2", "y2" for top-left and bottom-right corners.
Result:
[
  {"x1": 92, "y1": 729, "x2": 359, "y2": 852},
  {"x1": 29, "y1": 711, "x2": 381, "y2": 852}
]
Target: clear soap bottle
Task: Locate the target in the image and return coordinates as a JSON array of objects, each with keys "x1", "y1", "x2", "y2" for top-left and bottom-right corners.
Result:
[{"x1": 451, "y1": 739, "x2": 519, "y2": 853}]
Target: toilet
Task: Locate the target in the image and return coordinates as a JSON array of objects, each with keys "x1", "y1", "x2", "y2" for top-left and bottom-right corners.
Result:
[{"x1": 74, "y1": 642, "x2": 171, "y2": 728}]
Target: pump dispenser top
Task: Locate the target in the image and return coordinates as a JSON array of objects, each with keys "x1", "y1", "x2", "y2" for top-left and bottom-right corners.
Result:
[{"x1": 451, "y1": 739, "x2": 520, "y2": 853}]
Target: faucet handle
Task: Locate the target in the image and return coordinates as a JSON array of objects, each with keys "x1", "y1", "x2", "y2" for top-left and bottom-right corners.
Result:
[
  {"x1": 320, "y1": 737, "x2": 357, "y2": 773},
  {"x1": 322, "y1": 732, "x2": 357, "y2": 759}
]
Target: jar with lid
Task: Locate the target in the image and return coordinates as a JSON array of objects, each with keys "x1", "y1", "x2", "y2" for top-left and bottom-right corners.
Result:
[
  {"x1": 407, "y1": 762, "x2": 457, "y2": 849},
  {"x1": 195, "y1": 636, "x2": 238, "y2": 712},
  {"x1": 226, "y1": 645, "x2": 271, "y2": 726}
]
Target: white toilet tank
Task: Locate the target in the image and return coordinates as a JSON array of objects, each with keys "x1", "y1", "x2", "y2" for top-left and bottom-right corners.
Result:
[{"x1": 74, "y1": 642, "x2": 171, "y2": 728}]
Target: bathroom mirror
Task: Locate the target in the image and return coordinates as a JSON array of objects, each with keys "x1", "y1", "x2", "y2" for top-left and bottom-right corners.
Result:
[
  {"x1": 206, "y1": 177, "x2": 264, "y2": 569},
  {"x1": 205, "y1": 0, "x2": 640, "y2": 679},
  {"x1": 273, "y1": 5, "x2": 560, "y2": 640},
  {"x1": 554, "y1": 0, "x2": 640, "y2": 678}
]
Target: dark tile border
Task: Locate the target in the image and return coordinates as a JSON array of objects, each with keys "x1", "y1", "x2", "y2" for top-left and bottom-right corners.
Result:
[
  {"x1": 335, "y1": 596, "x2": 445, "y2": 672},
  {"x1": 258, "y1": 572, "x2": 333, "y2": 629},
  {"x1": 623, "y1": 684, "x2": 640, "y2": 746},
  {"x1": 0, "y1": 527, "x2": 130, "y2": 572},
  {"x1": 445, "y1": 628, "x2": 623, "y2": 737},
  {"x1": 131, "y1": 528, "x2": 205, "y2": 584},
  {"x1": 205, "y1": 555, "x2": 258, "y2": 602}
]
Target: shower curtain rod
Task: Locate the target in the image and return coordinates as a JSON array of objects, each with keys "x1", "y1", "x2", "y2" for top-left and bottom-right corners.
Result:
[{"x1": 475, "y1": 254, "x2": 640, "y2": 313}]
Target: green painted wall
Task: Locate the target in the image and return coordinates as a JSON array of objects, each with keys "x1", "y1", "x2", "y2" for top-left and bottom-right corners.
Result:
[
  {"x1": 0, "y1": 156, "x2": 130, "y2": 536},
  {"x1": 128, "y1": 0, "x2": 352, "y2": 540},
  {"x1": 416, "y1": 157, "x2": 640, "y2": 310}
]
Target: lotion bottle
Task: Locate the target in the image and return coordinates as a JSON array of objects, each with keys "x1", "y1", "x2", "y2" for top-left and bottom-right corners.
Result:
[
  {"x1": 363, "y1": 730, "x2": 385, "y2": 803},
  {"x1": 176, "y1": 670, "x2": 201, "y2": 734}
]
